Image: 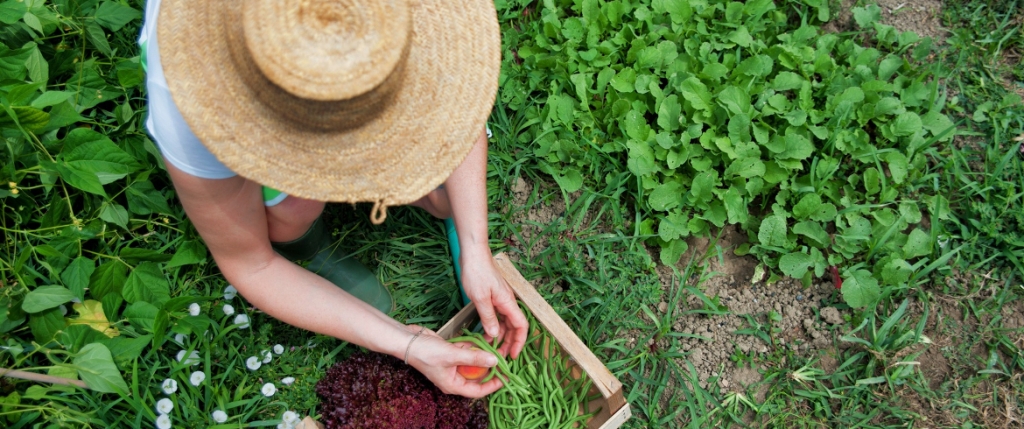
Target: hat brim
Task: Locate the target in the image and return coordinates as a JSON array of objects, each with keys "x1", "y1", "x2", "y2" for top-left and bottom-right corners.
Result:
[{"x1": 158, "y1": 0, "x2": 500, "y2": 205}]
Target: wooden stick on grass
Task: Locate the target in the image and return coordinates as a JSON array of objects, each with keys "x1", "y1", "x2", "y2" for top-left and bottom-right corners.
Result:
[{"x1": 0, "y1": 368, "x2": 89, "y2": 389}]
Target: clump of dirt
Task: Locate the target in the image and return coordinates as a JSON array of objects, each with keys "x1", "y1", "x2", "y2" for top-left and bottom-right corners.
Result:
[{"x1": 505, "y1": 176, "x2": 564, "y2": 261}]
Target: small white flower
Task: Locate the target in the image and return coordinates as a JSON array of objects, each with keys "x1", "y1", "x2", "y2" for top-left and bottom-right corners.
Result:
[
  {"x1": 273, "y1": 344, "x2": 284, "y2": 355},
  {"x1": 156, "y1": 413, "x2": 172, "y2": 429},
  {"x1": 223, "y1": 285, "x2": 238, "y2": 300},
  {"x1": 175, "y1": 350, "x2": 200, "y2": 366},
  {"x1": 59, "y1": 305, "x2": 68, "y2": 316},
  {"x1": 156, "y1": 397, "x2": 174, "y2": 414},
  {"x1": 189, "y1": 371, "x2": 206, "y2": 386},
  {"x1": 161, "y1": 379, "x2": 178, "y2": 395},
  {"x1": 212, "y1": 409, "x2": 228, "y2": 423},
  {"x1": 188, "y1": 303, "x2": 201, "y2": 316},
  {"x1": 246, "y1": 356, "x2": 262, "y2": 371},
  {"x1": 222, "y1": 304, "x2": 235, "y2": 316},
  {"x1": 261, "y1": 350, "x2": 273, "y2": 364},
  {"x1": 281, "y1": 377, "x2": 296, "y2": 386},
  {"x1": 234, "y1": 314, "x2": 250, "y2": 328},
  {"x1": 174, "y1": 333, "x2": 186, "y2": 344},
  {"x1": 261, "y1": 382, "x2": 276, "y2": 397},
  {"x1": 282, "y1": 410, "x2": 299, "y2": 424}
]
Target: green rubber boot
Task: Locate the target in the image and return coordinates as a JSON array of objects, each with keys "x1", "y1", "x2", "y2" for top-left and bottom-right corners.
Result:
[{"x1": 271, "y1": 217, "x2": 394, "y2": 314}]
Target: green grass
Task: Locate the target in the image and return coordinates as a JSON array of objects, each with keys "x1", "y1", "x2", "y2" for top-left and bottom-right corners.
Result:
[{"x1": 2, "y1": 0, "x2": 1024, "y2": 428}]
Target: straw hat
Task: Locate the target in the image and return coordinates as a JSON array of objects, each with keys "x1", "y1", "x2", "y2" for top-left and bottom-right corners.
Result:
[{"x1": 157, "y1": 0, "x2": 500, "y2": 223}]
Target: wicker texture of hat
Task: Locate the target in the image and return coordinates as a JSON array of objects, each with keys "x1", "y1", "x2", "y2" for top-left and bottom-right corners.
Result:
[{"x1": 157, "y1": 0, "x2": 500, "y2": 223}]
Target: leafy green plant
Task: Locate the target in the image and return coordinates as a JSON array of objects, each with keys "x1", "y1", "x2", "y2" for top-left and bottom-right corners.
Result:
[{"x1": 497, "y1": 0, "x2": 958, "y2": 308}]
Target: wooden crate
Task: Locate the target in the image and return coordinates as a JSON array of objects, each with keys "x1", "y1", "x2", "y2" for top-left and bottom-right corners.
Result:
[
  {"x1": 437, "y1": 253, "x2": 631, "y2": 429},
  {"x1": 299, "y1": 253, "x2": 630, "y2": 429}
]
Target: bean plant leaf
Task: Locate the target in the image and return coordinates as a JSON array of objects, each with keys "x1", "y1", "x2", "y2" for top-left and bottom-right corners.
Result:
[
  {"x1": 166, "y1": 239, "x2": 207, "y2": 269},
  {"x1": 72, "y1": 343, "x2": 129, "y2": 394},
  {"x1": 22, "y1": 286, "x2": 76, "y2": 313},
  {"x1": 90, "y1": 261, "x2": 127, "y2": 300},
  {"x1": 122, "y1": 262, "x2": 170, "y2": 307},
  {"x1": 28, "y1": 307, "x2": 65, "y2": 343},
  {"x1": 93, "y1": 1, "x2": 141, "y2": 32},
  {"x1": 842, "y1": 269, "x2": 880, "y2": 308},
  {"x1": 66, "y1": 300, "x2": 119, "y2": 338},
  {"x1": 61, "y1": 257, "x2": 95, "y2": 302}
]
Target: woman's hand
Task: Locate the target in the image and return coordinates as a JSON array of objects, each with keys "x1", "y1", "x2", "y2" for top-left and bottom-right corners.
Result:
[
  {"x1": 459, "y1": 254, "x2": 528, "y2": 359},
  {"x1": 404, "y1": 325, "x2": 504, "y2": 398}
]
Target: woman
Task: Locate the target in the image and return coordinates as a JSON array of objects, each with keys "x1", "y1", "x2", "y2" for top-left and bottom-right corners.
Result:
[{"x1": 141, "y1": 0, "x2": 527, "y2": 398}]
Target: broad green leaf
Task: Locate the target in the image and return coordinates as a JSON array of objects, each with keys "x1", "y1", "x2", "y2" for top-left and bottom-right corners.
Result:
[
  {"x1": 122, "y1": 262, "x2": 170, "y2": 306},
  {"x1": 891, "y1": 112, "x2": 923, "y2": 136},
  {"x1": 902, "y1": 228, "x2": 932, "y2": 259},
  {"x1": 123, "y1": 301, "x2": 159, "y2": 332},
  {"x1": 552, "y1": 168, "x2": 583, "y2": 193},
  {"x1": 727, "y1": 114, "x2": 751, "y2": 143},
  {"x1": 874, "y1": 97, "x2": 903, "y2": 116},
  {"x1": 28, "y1": 307, "x2": 65, "y2": 343},
  {"x1": 899, "y1": 202, "x2": 922, "y2": 224},
  {"x1": 90, "y1": 261, "x2": 126, "y2": 300},
  {"x1": 119, "y1": 247, "x2": 173, "y2": 264},
  {"x1": 1, "y1": 106, "x2": 49, "y2": 132},
  {"x1": 658, "y1": 212, "x2": 689, "y2": 242},
  {"x1": 717, "y1": 86, "x2": 750, "y2": 116},
  {"x1": 0, "y1": 1, "x2": 26, "y2": 24},
  {"x1": 54, "y1": 162, "x2": 106, "y2": 196},
  {"x1": 877, "y1": 56, "x2": 903, "y2": 81},
  {"x1": 736, "y1": 55, "x2": 773, "y2": 77},
  {"x1": 72, "y1": 343, "x2": 128, "y2": 394},
  {"x1": 678, "y1": 77, "x2": 712, "y2": 112},
  {"x1": 99, "y1": 203, "x2": 129, "y2": 229},
  {"x1": 30, "y1": 91, "x2": 71, "y2": 109},
  {"x1": 66, "y1": 300, "x2": 119, "y2": 338},
  {"x1": 166, "y1": 240, "x2": 208, "y2": 269},
  {"x1": 0, "y1": 46, "x2": 32, "y2": 81},
  {"x1": 61, "y1": 257, "x2": 94, "y2": 302},
  {"x1": 64, "y1": 141, "x2": 140, "y2": 185},
  {"x1": 779, "y1": 252, "x2": 814, "y2": 278},
  {"x1": 649, "y1": 181, "x2": 683, "y2": 211},
  {"x1": 626, "y1": 140, "x2": 658, "y2": 176},
  {"x1": 660, "y1": 239, "x2": 688, "y2": 266},
  {"x1": 663, "y1": 0, "x2": 692, "y2": 23},
  {"x1": 688, "y1": 171, "x2": 716, "y2": 205},
  {"x1": 125, "y1": 180, "x2": 172, "y2": 215},
  {"x1": 884, "y1": 151, "x2": 909, "y2": 184},
  {"x1": 842, "y1": 269, "x2": 880, "y2": 308},
  {"x1": 780, "y1": 132, "x2": 813, "y2": 160},
  {"x1": 24, "y1": 42, "x2": 47, "y2": 83},
  {"x1": 882, "y1": 259, "x2": 913, "y2": 285},
  {"x1": 100, "y1": 335, "x2": 152, "y2": 366},
  {"x1": 864, "y1": 168, "x2": 880, "y2": 195},
  {"x1": 723, "y1": 186, "x2": 747, "y2": 224},
  {"x1": 94, "y1": 1, "x2": 141, "y2": 31},
  {"x1": 728, "y1": 26, "x2": 753, "y2": 47},
  {"x1": 852, "y1": 5, "x2": 881, "y2": 29},
  {"x1": 758, "y1": 214, "x2": 787, "y2": 247},
  {"x1": 657, "y1": 95, "x2": 681, "y2": 131},
  {"x1": 623, "y1": 109, "x2": 651, "y2": 141},
  {"x1": 921, "y1": 111, "x2": 955, "y2": 141},
  {"x1": 22, "y1": 286, "x2": 76, "y2": 313},
  {"x1": 772, "y1": 72, "x2": 804, "y2": 91},
  {"x1": 610, "y1": 67, "x2": 636, "y2": 93},
  {"x1": 724, "y1": 157, "x2": 765, "y2": 178},
  {"x1": 84, "y1": 22, "x2": 112, "y2": 56},
  {"x1": 793, "y1": 221, "x2": 829, "y2": 248}
]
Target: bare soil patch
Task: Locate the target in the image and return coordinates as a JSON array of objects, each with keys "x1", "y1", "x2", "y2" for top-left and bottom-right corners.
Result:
[{"x1": 822, "y1": 0, "x2": 948, "y2": 45}]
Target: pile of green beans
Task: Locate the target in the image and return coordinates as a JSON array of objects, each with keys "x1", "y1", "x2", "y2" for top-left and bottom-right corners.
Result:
[{"x1": 448, "y1": 305, "x2": 601, "y2": 429}]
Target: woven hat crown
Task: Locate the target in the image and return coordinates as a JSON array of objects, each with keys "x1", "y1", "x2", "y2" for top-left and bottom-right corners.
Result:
[{"x1": 235, "y1": 0, "x2": 411, "y2": 131}]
